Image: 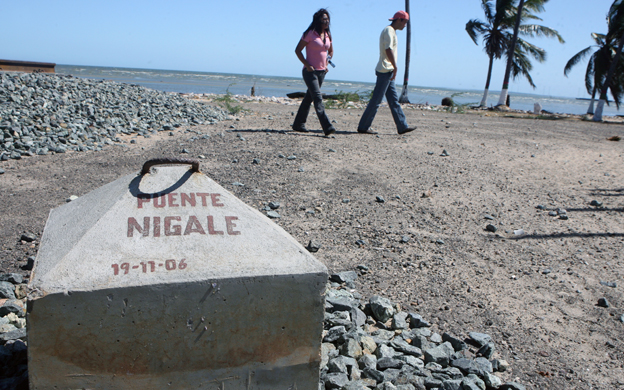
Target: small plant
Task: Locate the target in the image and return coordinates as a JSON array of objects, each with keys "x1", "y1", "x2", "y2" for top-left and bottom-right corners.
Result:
[
  {"x1": 445, "y1": 92, "x2": 478, "y2": 114},
  {"x1": 214, "y1": 84, "x2": 246, "y2": 115},
  {"x1": 325, "y1": 90, "x2": 368, "y2": 109}
]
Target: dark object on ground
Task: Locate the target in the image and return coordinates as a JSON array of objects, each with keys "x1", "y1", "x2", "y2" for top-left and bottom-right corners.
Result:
[
  {"x1": 287, "y1": 92, "x2": 348, "y2": 100},
  {"x1": 607, "y1": 136, "x2": 621, "y2": 141},
  {"x1": 441, "y1": 97, "x2": 454, "y2": 107}
]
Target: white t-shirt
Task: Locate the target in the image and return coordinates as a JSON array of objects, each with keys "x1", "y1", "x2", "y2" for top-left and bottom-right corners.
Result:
[{"x1": 376, "y1": 26, "x2": 397, "y2": 73}]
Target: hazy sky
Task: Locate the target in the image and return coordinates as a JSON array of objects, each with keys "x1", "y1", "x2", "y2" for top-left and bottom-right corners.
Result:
[{"x1": 2, "y1": 0, "x2": 617, "y2": 98}]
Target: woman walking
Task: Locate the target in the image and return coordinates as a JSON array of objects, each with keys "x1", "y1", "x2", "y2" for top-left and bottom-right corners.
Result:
[{"x1": 292, "y1": 8, "x2": 336, "y2": 136}]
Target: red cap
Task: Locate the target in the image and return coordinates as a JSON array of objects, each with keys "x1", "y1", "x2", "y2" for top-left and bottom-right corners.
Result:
[{"x1": 389, "y1": 10, "x2": 409, "y2": 21}]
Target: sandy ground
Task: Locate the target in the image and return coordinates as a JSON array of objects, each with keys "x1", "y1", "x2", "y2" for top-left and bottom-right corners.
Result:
[{"x1": 1, "y1": 99, "x2": 623, "y2": 389}]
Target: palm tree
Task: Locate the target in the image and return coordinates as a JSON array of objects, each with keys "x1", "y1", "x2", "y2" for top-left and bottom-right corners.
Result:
[
  {"x1": 594, "y1": 0, "x2": 624, "y2": 121},
  {"x1": 564, "y1": 33, "x2": 610, "y2": 114},
  {"x1": 466, "y1": 0, "x2": 564, "y2": 107},
  {"x1": 399, "y1": 0, "x2": 411, "y2": 103}
]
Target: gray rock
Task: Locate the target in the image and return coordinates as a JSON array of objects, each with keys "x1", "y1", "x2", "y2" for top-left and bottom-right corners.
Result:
[
  {"x1": 306, "y1": 240, "x2": 321, "y2": 253},
  {"x1": 370, "y1": 295, "x2": 395, "y2": 322},
  {"x1": 392, "y1": 312, "x2": 409, "y2": 330},
  {"x1": 411, "y1": 335, "x2": 433, "y2": 351},
  {"x1": 408, "y1": 313, "x2": 431, "y2": 328},
  {"x1": 0, "y1": 327, "x2": 27, "y2": 342},
  {"x1": 590, "y1": 200, "x2": 603, "y2": 207},
  {"x1": 321, "y1": 343, "x2": 337, "y2": 369},
  {"x1": 468, "y1": 332, "x2": 491, "y2": 347},
  {"x1": 376, "y1": 381, "x2": 398, "y2": 390},
  {"x1": 462, "y1": 375, "x2": 485, "y2": 390},
  {"x1": 440, "y1": 379, "x2": 462, "y2": 390},
  {"x1": 424, "y1": 377, "x2": 443, "y2": 389},
  {"x1": 324, "y1": 326, "x2": 347, "y2": 343},
  {"x1": 377, "y1": 357, "x2": 404, "y2": 370},
  {"x1": 382, "y1": 368, "x2": 402, "y2": 383},
  {"x1": 598, "y1": 297, "x2": 610, "y2": 308},
  {"x1": 485, "y1": 224, "x2": 497, "y2": 233},
  {"x1": 491, "y1": 359, "x2": 509, "y2": 372},
  {"x1": 340, "y1": 338, "x2": 363, "y2": 358},
  {"x1": 324, "y1": 372, "x2": 350, "y2": 389},
  {"x1": 396, "y1": 355, "x2": 424, "y2": 369},
  {"x1": 376, "y1": 196, "x2": 385, "y2": 203},
  {"x1": 483, "y1": 372, "x2": 503, "y2": 388},
  {"x1": 268, "y1": 201, "x2": 280, "y2": 209},
  {"x1": 0, "y1": 323, "x2": 18, "y2": 333},
  {"x1": 430, "y1": 333, "x2": 443, "y2": 344},
  {"x1": 328, "y1": 356, "x2": 349, "y2": 374},
  {"x1": 20, "y1": 232, "x2": 36, "y2": 242},
  {"x1": 600, "y1": 281, "x2": 617, "y2": 288},
  {"x1": 442, "y1": 333, "x2": 467, "y2": 351},
  {"x1": 0, "y1": 282, "x2": 16, "y2": 300},
  {"x1": 358, "y1": 354, "x2": 378, "y2": 370},
  {"x1": 477, "y1": 342, "x2": 495, "y2": 359},
  {"x1": 362, "y1": 367, "x2": 385, "y2": 383},
  {"x1": 266, "y1": 211, "x2": 281, "y2": 219},
  {"x1": 344, "y1": 380, "x2": 374, "y2": 390},
  {"x1": 474, "y1": 357, "x2": 493, "y2": 374},
  {"x1": 0, "y1": 300, "x2": 25, "y2": 317},
  {"x1": 499, "y1": 383, "x2": 526, "y2": 390},
  {"x1": 390, "y1": 339, "x2": 423, "y2": 357},
  {"x1": 376, "y1": 344, "x2": 399, "y2": 359},
  {"x1": 424, "y1": 342, "x2": 454, "y2": 367},
  {"x1": 331, "y1": 271, "x2": 358, "y2": 284}
]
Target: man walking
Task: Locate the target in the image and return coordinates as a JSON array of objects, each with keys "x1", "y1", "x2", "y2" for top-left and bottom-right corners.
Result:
[{"x1": 357, "y1": 11, "x2": 417, "y2": 135}]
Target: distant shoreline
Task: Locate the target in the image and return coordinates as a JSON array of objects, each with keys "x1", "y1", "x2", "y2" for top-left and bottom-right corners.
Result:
[{"x1": 52, "y1": 64, "x2": 623, "y2": 117}]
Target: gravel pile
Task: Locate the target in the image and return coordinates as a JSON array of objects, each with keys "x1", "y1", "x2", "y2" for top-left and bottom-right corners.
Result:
[
  {"x1": 0, "y1": 267, "x2": 527, "y2": 390},
  {"x1": 0, "y1": 273, "x2": 28, "y2": 390},
  {"x1": 321, "y1": 271, "x2": 526, "y2": 390},
  {"x1": 0, "y1": 72, "x2": 228, "y2": 160}
]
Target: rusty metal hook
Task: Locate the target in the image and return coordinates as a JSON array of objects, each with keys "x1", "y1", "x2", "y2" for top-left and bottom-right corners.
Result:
[{"x1": 141, "y1": 158, "x2": 200, "y2": 175}]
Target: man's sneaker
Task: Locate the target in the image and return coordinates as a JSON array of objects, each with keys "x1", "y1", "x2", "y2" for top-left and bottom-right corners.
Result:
[
  {"x1": 398, "y1": 126, "x2": 417, "y2": 135},
  {"x1": 292, "y1": 124, "x2": 309, "y2": 132},
  {"x1": 324, "y1": 127, "x2": 336, "y2": 136},
  {"x1": 357, "y1": 129, "x2": 378, "y2": 135}
]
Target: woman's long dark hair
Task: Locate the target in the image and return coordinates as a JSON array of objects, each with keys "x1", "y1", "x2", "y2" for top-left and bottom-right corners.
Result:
[{"x1": 302, "y1": 8, "x2": 331, "y2": 42}]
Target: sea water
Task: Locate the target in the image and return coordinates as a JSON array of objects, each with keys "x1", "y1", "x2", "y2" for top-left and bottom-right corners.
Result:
[{"x1": 57, "y1": 65, "x2": 622, "y2": 117}]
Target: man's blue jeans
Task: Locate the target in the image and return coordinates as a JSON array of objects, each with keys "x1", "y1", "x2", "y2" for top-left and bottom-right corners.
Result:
[
  {"x1": 293, "y1": 69, "x2": 333, "y2": 132},
  {"x1": 358, "y1": 71, "x2": 408, "y2": 133}
]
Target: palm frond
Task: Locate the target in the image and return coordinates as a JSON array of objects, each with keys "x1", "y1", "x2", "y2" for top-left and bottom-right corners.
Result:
[
  {"x1": 518, "y1": 24, "x2": 565, "y2": 43},
  {"x1": 585, "y1": 55, "x2": 596, "y2": 94},
  {"x1": 591, "y1": 32, "x2": 607, "y2": 46},
  {"x1": 481, "y1": 0, "x2": 495, "y2": 24},
  {"x1": 564, "y1": 46, "x2": 594, "y2": 76},
  {"x1": 466, "y1": 19, "x2": 489, "y2": 44},
  {"x1": 516, "y1": 38, "x2": 546, "y2": 62}
]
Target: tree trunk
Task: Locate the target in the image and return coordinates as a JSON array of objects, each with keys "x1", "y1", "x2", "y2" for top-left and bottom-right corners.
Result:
[
  {"x1": 594, "y1": 29, "x2": 624, "y2": 121},
  {"x1": 497, "y1": 0, "x2": 525, "y2": 107},
  {"x1": 399, "y1": 0, "x2": 411, "y2": 103},
  {"x1": 481, "y1": 54, "x2": 495, "y2": 106},
  {"x1": 587, "y1": 86, "x2": 596, "y2": 115}
]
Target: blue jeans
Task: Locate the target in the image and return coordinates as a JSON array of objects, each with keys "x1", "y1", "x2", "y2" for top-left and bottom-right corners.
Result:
[
  {"x1": 293, "y1": 69, "x2": 333, "y2": 132},
  {"x1": 358, "y1": 71, "x2": 408, "y2": 133}
]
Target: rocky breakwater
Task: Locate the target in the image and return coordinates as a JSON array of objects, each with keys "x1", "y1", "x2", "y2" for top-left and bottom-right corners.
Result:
[
  {"x1": 321, "y1": 271, "x2": 526, "y2": 390},
  {"x1": 0, "y1": 273, "x2": 28, "y2": 390},
  {"x1": 0, "y1": 72, "x2": 229, "y2": 160}
]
